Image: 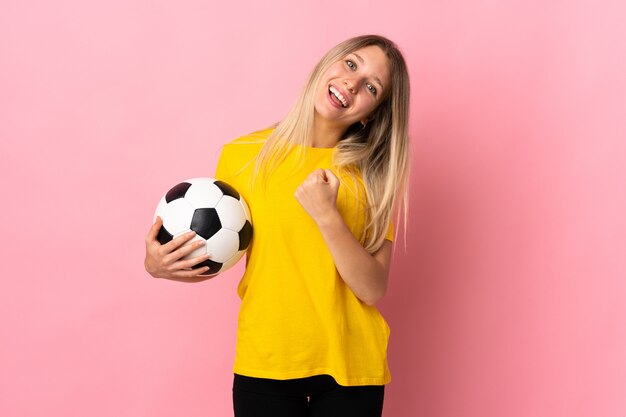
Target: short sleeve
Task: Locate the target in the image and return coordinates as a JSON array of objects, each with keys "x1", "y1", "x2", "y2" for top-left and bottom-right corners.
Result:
[
  {"x1": 214, "y1": 146, "x2": 230, "y2": 180},
  {"x1": 385, "y1": 220, "x2": 394, "y2": 242}
]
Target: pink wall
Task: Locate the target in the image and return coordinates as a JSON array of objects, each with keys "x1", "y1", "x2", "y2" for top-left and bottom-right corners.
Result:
[{"x1": 1, "y1": 0, "x2": 624, "y2": 416}]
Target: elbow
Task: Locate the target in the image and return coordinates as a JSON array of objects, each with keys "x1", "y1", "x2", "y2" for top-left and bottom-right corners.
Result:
[
  {"x1": 362, "y1": 298, "x2": 379, "y2": 307},
  {"x1": 363, "y1": 293, "x2": 384, "y2": 306},
  {"x1": 361, "y1": 284, "x2": 388, "y2": 306}
]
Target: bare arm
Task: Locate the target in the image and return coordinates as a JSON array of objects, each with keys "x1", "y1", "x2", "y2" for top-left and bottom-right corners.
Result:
[
  {"x1": 317, "y1": 214, "x2": 392, "y2": 305},
  {"x1": 295, "y1": 169, "x2": 392, "y2": 305}
]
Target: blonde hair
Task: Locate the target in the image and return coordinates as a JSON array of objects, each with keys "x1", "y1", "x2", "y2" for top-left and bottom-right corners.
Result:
[{"x1": 253, "y1": 34, "x2": 411, "y2": 253}]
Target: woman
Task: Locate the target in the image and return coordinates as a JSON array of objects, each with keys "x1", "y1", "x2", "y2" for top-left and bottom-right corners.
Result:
[{"x1": 145, "y1": 34, "x2": 410, "y2": 417}]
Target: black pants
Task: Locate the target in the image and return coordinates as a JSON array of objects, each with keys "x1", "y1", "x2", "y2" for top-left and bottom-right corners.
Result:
[{"x1": 232, "y1": 373, "x2": 385, "y2": 417}]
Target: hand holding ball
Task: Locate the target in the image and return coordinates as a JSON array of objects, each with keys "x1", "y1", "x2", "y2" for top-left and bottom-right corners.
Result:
[{"x1": 153, "y1": 178, "x2": 252, "y2": 277}]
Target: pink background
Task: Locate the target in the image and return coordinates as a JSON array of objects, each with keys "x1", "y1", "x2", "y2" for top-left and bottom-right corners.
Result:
[{"x1": 1, "y1": 0, "x2": 625, "y2": 416}]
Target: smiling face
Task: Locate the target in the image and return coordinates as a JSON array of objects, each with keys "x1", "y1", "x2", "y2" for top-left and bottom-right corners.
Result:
[{"x1": 314, "y1": 45, "x2": 391, "y2": 130}]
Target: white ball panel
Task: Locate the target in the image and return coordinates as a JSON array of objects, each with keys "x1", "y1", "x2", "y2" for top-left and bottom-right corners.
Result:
[
  {"x1": 153, "y1": 195, "x2": 168, "y2": 221},
  {"x1": 216, "y1": 195, "x2": 247, "y2": 230},
  {"x1": 239, "y1": 195, "x2": 251, "y2": 221},
  {"x1": 184, "y1": 177, "x2": 216, "y2": 185},
  {"x1": 161, "y1": 199, "x2": 195, "y2": 235},
  {"x1": 221, "y1": 250, "x2": 246, "y2": 271},
  {"x1": 205, "y1": 229, "x2": 239, "y2": 263},
  {"x1": 185, "y1": 182, "x2": 223, "y2": 209}
]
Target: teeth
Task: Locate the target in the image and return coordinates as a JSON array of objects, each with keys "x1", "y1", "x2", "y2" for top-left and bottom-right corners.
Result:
[{"x1": 329, "y1": 85, "x2": 347, "y2": 107}]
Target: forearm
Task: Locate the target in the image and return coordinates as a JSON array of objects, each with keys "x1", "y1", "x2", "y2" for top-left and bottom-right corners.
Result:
[{"x1": 316, "y1": 211, "x2": 389, "y2": 305}]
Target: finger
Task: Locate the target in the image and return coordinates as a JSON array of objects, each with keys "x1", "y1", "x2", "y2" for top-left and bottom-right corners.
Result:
[
  {"x1": 162, "y1": 230, "x2": 197, "y2": 254},
  {"x1": 175, "y1": 251, "x2": 213, "y2": 271},
  {"x1": 325, "y1": 169, "x2": 340, "y2": 186},
  {"x1": 145, "y1": 216, "x2": 163, "y2": 243},
  {"x1": 173, "y1": 265, "x2": 213, "y2": 279},
  {"x1": 306, "y1": 169, "x2": 323, "y2": 181},
  {"x1": 305, "y1": 171, "x2": 322, "y2": 185},
  {"x1": 166, "y1": 238, "x2": 206, "y2": 264}
]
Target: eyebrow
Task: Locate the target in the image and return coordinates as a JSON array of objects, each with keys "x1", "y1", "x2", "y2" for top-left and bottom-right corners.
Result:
[{"x1": 352, "y1": 53, "x2": 384, "y2": 91}]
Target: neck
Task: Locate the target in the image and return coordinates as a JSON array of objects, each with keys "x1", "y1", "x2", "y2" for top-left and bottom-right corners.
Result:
[{"x1": 310, "y1": 114, "x2": 346, "y2": 148}]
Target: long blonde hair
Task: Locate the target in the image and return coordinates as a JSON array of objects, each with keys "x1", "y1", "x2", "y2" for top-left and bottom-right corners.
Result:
[{"x1": 253, "y1": 34, "x2": 410, "y2": 253}]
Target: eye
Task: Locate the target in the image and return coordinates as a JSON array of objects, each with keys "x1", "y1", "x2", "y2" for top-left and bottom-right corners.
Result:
[
  {"x1": 366, "y1": 83, "x2": 377, "y2": 95},
  {"x1": 345, "y1": 59, "x2": 357, "y2": 70}
]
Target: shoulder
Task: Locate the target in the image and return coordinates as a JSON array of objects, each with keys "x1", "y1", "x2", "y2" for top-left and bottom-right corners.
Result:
[
  {"x1": 224, "y1": 126, "x2": 274, "y2": 148},
  {"x1": 216, "y1": 126, "x2": 275, "y2": 178},
  {"x1": 218, "y1": 126, "x2": 274, "y2": 164}
]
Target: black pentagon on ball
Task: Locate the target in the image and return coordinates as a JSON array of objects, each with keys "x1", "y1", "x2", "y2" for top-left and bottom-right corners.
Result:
[
  {"x1": 165, "y1": 182, "x2": 192, "y2": 203},
  {"x1": 214, "y1": 180, "x2": 239, "y2": 200},
  {"x1": 238, "y1": 220, "x2": 253, "y2": 250},
  {"x1": 194, "y1": 258, "x2": 223, "y2": 276},
  {"x1": 190, "y1": 208, "x2": 221, "y2": 240},
  {"x1": 156, "y1": 226, "x2": 173, "y2": 245}
]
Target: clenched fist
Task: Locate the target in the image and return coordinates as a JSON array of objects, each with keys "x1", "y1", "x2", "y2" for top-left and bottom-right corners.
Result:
[{"x1": 294, "y1": 168, "x2": 340, "y2": 225}]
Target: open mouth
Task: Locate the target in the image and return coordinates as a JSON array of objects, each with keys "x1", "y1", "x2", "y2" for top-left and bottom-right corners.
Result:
[{"x1": 329, "y1": 85, "x2": 348, "y2": 108}]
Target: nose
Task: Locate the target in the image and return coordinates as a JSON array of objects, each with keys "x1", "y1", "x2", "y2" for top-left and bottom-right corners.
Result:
[{"x1": 343, "y1": 78, "x2": 357, "y2": 94}]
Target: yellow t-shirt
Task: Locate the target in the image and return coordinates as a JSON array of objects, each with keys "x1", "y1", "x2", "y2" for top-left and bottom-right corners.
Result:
[{"x1": 215, "y1": 128, "x2": 393, "y2": 386}]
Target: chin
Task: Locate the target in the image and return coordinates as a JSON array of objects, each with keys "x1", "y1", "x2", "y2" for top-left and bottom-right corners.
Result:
[{"x1": 313, "y1": 102, "x2": 334, "y2": 121}]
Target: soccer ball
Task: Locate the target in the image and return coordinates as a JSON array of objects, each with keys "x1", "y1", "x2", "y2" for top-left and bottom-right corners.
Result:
[{"x1": 154, "y1": 178, "x2": 252, "y2": 276}]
